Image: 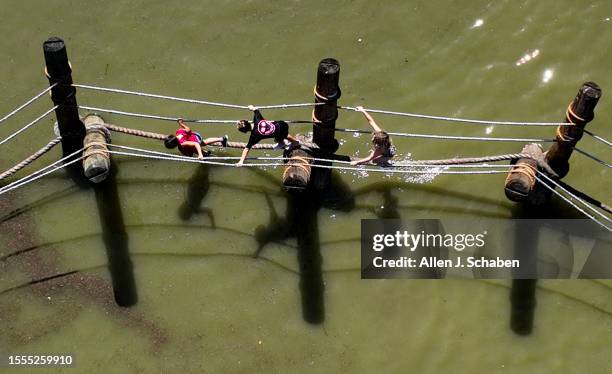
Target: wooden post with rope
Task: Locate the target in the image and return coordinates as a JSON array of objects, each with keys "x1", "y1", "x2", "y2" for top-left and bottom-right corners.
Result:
[
  {"x1": 283, "y1": 148, "x2": 313, "y2": 190},
  {"x1": 82, "y1": 114, "x2": 111, "y2": 183},
  {"x1": 312, "y1": 58, "x2": 341, "y2": 152},
  {"x1": 43, "y1": 37, "x2": 86, "y2": 158},
  {"x1": 504, "y1": 144, "x2": 544, "y2": 203},
  {"x1": 312, "y1": 58, "x2": 341, "y2": 189},
  {"x1": 504, "y1": 82, "x2": 601, "y2": 203},
  {"x1": 545, "y1": 82, "x2": 601, "y2": 178}
]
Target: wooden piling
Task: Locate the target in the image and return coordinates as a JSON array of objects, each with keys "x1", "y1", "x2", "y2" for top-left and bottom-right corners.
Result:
[
  {"x1": 82, "y1": 114, "x2": 111, "y2": 183},
  {"x1": 312, "y1": 58, "x2": 341, "y2": 153},
  {"x1": 43, "y1": 37, "x2": 86, "y2": 158},
  {"x1": 504, "y1": 82, "x2": 601, "y2": 203},
  {"x1": 545, "y1": 82, "x2": 601, "y2": 178},
  {"x1": 282, "y1": 148, "x2": 313, "y2": 190},
  {"x1": 504, "y1": 144, "x2": 543, "y2": 203}
]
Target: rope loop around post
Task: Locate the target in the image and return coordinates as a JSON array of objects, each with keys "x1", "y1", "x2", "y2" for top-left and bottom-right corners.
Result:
[
  {"x1": 313, "y1": 86, "x2": 341, "y2": 103},
  {"x1": 311, "y1": 109, "x2": 323, "y2": 126},
  {"x1": 565, "y1": 102, "x2": 587, "y2": 124},
  {"x1": 505, "y1": 163, "x2": 537, "y2": 189}
]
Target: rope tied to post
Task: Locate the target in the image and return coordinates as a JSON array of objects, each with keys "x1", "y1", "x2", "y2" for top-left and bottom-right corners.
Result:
[
  {"x1": 313, "y1": 86, "x2": 341, "y2": 103},
  {"x1": 282, "y1": 155, "x2": 312, "y2": 180},
  {"x1": 555, "y1": 102, "x2": 589, "y2": 144},
  {"x1": 83, "y1": 140, "x2": 110, "y2": 159},
  {"x1": 505, "y1": 163, "x2": 537, "y2": 189}
]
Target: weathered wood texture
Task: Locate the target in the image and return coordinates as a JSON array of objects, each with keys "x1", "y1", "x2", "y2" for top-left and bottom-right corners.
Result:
[
  {"x1": 282, "y1": 148, "x2": 313, "y2": 190},
  {"x1": 504, "y1": 144, "x2": 543, "y2": 203},
  {"x1": 83, "y1": 114, "x2": 110, "y2": 183},
  {"x1": 545, "y1": 82, "x2": 601, "y2": 178},
  {"x1": 312, "y1": 58, "x2": 341, "y2": 153},
  {"x1": 43, "y1": 37, "x2": 86, "y2": 157}
]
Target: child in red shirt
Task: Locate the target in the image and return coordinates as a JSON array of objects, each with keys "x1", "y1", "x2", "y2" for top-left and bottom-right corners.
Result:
[{"x1": 165, "y1": 118, "x2": 228, "y2": 159}]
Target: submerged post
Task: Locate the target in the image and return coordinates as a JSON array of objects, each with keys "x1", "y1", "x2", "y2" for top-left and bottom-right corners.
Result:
[
  {"x1": 282, "y1": 148, "x2": 313, "y2": 190},
  {"x1": 43, "y1": 37, "x2": 86, "y2": 158},
  {"x1": 312, "y1": 58, "x2": 341, "y2": 153},
  {"x1": 545, "y1": 82, "x2": 601, "y2": 178},
  {"x1": 82, "y1": 114, "x2": 111, "y2": 183},
  {"x1": 504, "y1": 144, "x2": 543, "y2": 203}
]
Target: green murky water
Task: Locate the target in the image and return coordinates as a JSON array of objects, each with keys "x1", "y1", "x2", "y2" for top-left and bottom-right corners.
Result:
[{"x1": 1, "y1": 1, "x2": 611, "y2": 372}]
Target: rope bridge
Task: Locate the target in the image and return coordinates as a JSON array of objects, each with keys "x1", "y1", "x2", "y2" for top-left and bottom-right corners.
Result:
[{"x1": 0, "y1": 83, "x2": 610, "y2": 232}]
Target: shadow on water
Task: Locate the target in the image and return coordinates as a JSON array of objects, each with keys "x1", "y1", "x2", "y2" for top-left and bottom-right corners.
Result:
[
  {"x1": 508, "y1": 194, "x2": 591, "y2": 335},
  {"x1": 93, "y1": 160, "x2": 137, "y2": 307},
  {"x1": 254, "y1": 171, "x2": 355, "y2": 324},
  {"x1": 178, "y1": 164, "x2": 215, "y2": 227}
]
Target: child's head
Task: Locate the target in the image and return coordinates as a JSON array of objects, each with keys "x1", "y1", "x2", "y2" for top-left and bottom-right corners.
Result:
[
  {"x1": 164, "y1": 134, "x2": 179, "y2": 149},
  {"x1": 372, "y1": 131, "x2": 391, "y2": 149},
  {"x1": 237, "y1": 120, "x2": 251, "y2": 133}
]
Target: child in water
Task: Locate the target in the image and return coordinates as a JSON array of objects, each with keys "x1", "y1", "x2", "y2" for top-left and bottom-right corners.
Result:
[
  {"x1": 350, "y1": 106, "x2": 396, "y2": 166},
  {"x1": 235, "y1": 105, "x2": 299, "y2": 166},
  {"x1": 165, "y1": 118, "x2": 228, "y2": 159}
]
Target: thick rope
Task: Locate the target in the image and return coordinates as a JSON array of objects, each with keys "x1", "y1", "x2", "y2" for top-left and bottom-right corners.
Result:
[
  {"x1": 104, "y1": 145, "x2": 509, "y2": 175},
  {"x1": 0, "y1": 84, "x2": 56, "y2": 125},
  {"x1": 73, "y1": 83, "x2": 322, "y2": 110},
  {"x1": 0, "y1": 137, "x2": 62, "y2": 181},
  {"x1": 109, "y1": 143, "x2": 519, "y2": 170},
  {"x1": 104, "y1": 123, "x2": 166, "y2": 140},
  {"x1": 0, "y1": 106, "x2": 58, "y2": 146},
  {"x1": 97, "y1": 123, "x2": 558, "y2": 176},
  {"x1": 103, "y1": 123, "x2": 276, "y2": 149},
  {"x1": 339, "y1": 106, "x2": 570, "y2": 127}
]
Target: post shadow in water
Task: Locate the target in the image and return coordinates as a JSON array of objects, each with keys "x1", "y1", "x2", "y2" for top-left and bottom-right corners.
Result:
[
  {"x1": 510, "y1": 204, "x2": 539, "y2": 336},
  {"x1": 178, "y1": 164, "x2": 215, "y2": 227},
  {"x1": 254, "y1": 171, "x2": 354, "y2": 324},
  {"x1": 93, "y1": 160, "x2": 137, "y2": 307},
  {"x1": 361, "y1": 186, "x2": 447, "y2": 279},
  {"x1": 508, "y1": 197, "x2": 585, "y2": 335}
]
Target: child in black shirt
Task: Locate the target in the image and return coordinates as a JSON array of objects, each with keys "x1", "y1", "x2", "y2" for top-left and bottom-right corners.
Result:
[{"x1": 235, "y1": 105, "x2": 299, "y2": 166}]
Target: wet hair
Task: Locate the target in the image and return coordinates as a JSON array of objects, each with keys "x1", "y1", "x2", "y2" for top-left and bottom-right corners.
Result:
[
  {"x1": 164, "y1": 134, "x2": 179, "y2": 149},
  {"x1": 237, "y1": 120, "x2": 251, "y2": 133},
  {"x1": 372, "y1": 131, "x2": 391, "y2": 150}
]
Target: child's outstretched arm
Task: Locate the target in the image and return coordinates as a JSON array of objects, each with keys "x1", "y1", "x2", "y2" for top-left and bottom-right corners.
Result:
[
  {"x1": 248, "y1": 105, "x2": 264, "y2": 123},
  {"x1": 355, "y1": 106, "x2": 382, "y2": 133},
  {"x1": 350, "y1": 148, "x2": 384, "y2": 166},
  {"x1": 237, "y1": 147, "x2": 250, "y2": 166},
  {"x1": 350, "y1": 150, "x2": 375, "y2": 165}
]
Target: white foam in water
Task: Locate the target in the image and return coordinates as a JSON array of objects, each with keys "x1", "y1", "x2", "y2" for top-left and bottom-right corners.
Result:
[
  {"x1": 352, "y1": 132, "x2": 361, "y2": 138},
  {"x1": 542, "y1": 69, "x2": 554, "y2": 83},
  {"x1": 485, "y1": 125, "x2": 494, "y2": 134},
  {"x1": 471, "y1": 19, "x2": 484, "y2": 28},
  {"x1": 515, "y1": 49, "x2": 540, "y2": 66}
]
